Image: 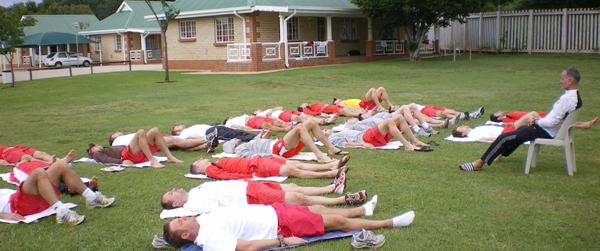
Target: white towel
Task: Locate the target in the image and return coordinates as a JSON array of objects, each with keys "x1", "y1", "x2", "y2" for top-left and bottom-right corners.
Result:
[
  {"x1": 316, "y1": 141, "x2": 403, "y2": 150},
  {"x1": 73, "y1": 156, "x2": 168, "y2": 168},
  {"x1": 485, "y1": 121, "x2": 504, "y2": 126},
  {"x1": 332, "y1": 124, "x2": 347, "y2": 132},
  {"x1": 0, "y1": 173, "x2": 17, "y2": 185},
  {"x1": 184, "y1": 173, "x2": 288, "y2": 182},
  {"x1": 211, "y1": 152, "x2": 318, "y2": 161},
  {"x1": 160, "y1": 208, "x2": 200, "y2": 219},
  {"x1": 0, "y1": 203, "x2": 77, "y2": 224}
]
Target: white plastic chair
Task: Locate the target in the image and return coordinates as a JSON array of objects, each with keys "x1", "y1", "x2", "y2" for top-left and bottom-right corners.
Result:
[{"x1": 524, "y1": 110, "x2": 578, "y2": 176}]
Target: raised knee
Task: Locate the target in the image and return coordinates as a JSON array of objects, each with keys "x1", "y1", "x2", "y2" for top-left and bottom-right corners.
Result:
[
  {"x1": 136, "y1": 129, "x2": 146, "y2": 135},
  {"x1": 148, "y1": 127, "x2": 160, "y2": 134},
  {"x1": 292, "y1": 193, "x2": 309, "y2": 205}
]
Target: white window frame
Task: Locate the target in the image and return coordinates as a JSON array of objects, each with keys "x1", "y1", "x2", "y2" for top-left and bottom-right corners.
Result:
[
  {"x1": 179, "y1": 20, "x2": 197, "y2": 39},
  {"x1": 287, "y1": 17, "x2": 299, "y2": 41},
  {"x1": 115, "y1": 34, "x2": 122, "y2": 51},
  {"x1": 215, "y1": 17, "x2": 235, "y2": 43},
  {"x1": 340, "y1": 18, "x2": 358, "y2": 41}
]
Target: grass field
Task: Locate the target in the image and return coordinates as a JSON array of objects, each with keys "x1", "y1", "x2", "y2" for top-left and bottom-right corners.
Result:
[{"x1": 0, "y1": 54, "x2": 599, "y2": 250}]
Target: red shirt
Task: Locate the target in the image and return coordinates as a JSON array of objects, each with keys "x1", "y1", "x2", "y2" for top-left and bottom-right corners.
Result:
[
  {"x1": 302, "y1": 103, "x2": 326, "y2": 116},
  {"x1": 205, "y1": 157, "x2": 261, "y2": 180},
  {"x1": 0, "y1": 145, "x2": 8, "y2": 160},
  {"x1": 501, "y1": 111, "x2": 548, "y2": 134}
]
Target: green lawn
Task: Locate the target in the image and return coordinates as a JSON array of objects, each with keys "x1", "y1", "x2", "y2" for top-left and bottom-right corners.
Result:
[{"x1": 0, "y1": 54, "x2": 599, "y2": 250}]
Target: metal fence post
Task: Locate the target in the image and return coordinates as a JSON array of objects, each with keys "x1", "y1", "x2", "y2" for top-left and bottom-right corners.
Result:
[
  {"x1": 28, "y1": 69, "x2": 32, "y2": 81},
  {"x1": 90, "y1": 63, "x2": 94, "y2": 75},
  {"x1": 528, "y1": 9, "x2": 534, "y2": 54},
  {"x1": 69, "y1": 66, "x2": 72, "y2": 77},
  {"x1": 128, "y1": 60, "x2": 132, "y2": 71}
]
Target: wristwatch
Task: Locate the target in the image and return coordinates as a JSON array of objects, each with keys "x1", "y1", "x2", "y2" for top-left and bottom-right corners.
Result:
[{"x1": 277, "y1": 234, "x2": 286, "y2": 247}]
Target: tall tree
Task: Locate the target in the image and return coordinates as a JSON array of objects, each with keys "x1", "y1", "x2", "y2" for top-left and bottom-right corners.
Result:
[
  {"x1": 0, "y1": 7, "x2": 35, "y2": 87},
  {"x1": 145, "y1": 0, "x2": 178, "y2": 82},
  {"x1": 352, "y1": 0, "x2": 481, "y2": 61}
]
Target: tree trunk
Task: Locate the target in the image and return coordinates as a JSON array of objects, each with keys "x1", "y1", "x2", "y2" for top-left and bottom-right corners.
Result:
[
  {"x1": 4, "y1": 54, "x2": 15, "y2": 87},
  {"x1": 404, "y1": 25, "x2": 429, "y2": 61},
  {"x1": 161, "y1": 29, "x2": 170, "y2": 82}
]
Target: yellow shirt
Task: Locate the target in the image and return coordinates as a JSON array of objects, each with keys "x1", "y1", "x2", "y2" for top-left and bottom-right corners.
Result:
[{"x1": 341, "y1": 99, "x2": 361, "y2": 108}]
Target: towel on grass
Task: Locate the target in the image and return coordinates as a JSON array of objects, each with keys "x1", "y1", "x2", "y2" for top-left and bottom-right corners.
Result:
[
  {"x1": 160, "y1": 207, "x2": 199, "y2": 219},
  {"x1": 0, "y1": 202, "x2": 77, "y2": 224},
  {"x1": 211, "y1": 152, "x2": 318, "y2": 161},
  {"x1": 74, "y1": 156, "x2": 168, "y2": 168},
  {"x1": 184, "y1": 173, "x2": 288, "y2": 183}
]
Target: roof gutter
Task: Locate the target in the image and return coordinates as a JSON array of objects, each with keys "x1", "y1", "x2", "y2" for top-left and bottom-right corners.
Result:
[
  {"x1": 283, "y1": 10, "x2": 297, "y2": 68},
  {"x1": 233, "y1": 10, "x2": 247, "y2": 49}
]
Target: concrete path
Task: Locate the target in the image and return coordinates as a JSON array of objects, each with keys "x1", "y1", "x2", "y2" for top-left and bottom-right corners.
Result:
[{"x1": 1, "y1": 64, "x2": 163, "y2": 83}]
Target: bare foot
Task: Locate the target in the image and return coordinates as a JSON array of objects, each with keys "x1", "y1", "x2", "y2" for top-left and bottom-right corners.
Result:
[
  {"x1": 415, "y1": 142, "x2": 430, "y2": 148},
  {"x1": 316, "y1": 155, "x2": 334, "y2": 163},
  {"x1": 61, "y1": 149, "x2": 76, "y2": 163},
  {"x1": 89, "y1": 176, "x2": 98, "y2": 190},
  {"x1": 151, "y1": 162, "x2": 165, "y2": 169},
  {"x1": 261, "y1": 129, "x2": 273, "y2": 139},
  {"x1": 581, "y1": 117, "x2": 598, "y2": 128},
  {"x1": 168, "y1": 158, "x2": 184, "y2": 164}
]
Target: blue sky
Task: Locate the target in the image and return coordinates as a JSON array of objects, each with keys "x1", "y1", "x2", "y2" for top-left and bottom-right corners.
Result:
[{"x1": 1, "y1": 0, "x2": 43, "y2": 8}]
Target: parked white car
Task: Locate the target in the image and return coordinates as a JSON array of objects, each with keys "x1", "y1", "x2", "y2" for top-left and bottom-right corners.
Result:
[{"x1": 44, "y1": 52, "x2": 92, "y2": 68}]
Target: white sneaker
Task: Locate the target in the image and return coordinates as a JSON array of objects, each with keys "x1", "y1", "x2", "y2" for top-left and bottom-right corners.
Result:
[
  {"x1": 415, "y1": 128, "x2": 431, "y2": 137},
  {"x1": 56, "y1": 208, "x2": 85, "y2": 225},
  {"x1": 351, "y1": 229, "x2": 385, "y2": 249},
  {"x1": 86, "y1": 192, "x2": 116, "y2": 209}
]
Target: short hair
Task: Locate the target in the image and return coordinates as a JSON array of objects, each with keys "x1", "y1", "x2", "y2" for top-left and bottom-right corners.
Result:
[
  {"x1": 564, "y1": 67, "x2": 581, "y2": 83},
  {"x1": 170, "y1": 126, "x2": 177, "y2": 136},
  {"x1": 108, "y1": 134, "x2": 115, "y2": 146},
  {"x1": 86, "y1": 143, "x2": 96, "y2": 158},
  {"x1": 189, "y1": 162, "x2": 199, "y2": 174},
  {"x1": 297, "y1": 106, "x2": 304, "y2": 112},
  {"x1": 161, "y1": 195, "x2": 175, "y2": 210},
  {"x1": 489, "y1": 114, "x2": 501, "y2": 122},
  {"x1": 451, "y1": 128, "x2": 467, "y2": 138},
  {"x1": 163, "y1": 221, "x2": 190, "y2": 248}
]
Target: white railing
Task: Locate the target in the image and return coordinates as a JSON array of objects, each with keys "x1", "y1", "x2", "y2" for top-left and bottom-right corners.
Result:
[
  {"x1": 146, "y1": 50, "x2": 160, "y2": 60},
  {"x1": 438, "y1": 8, "x2": 600, "y2": 53},
  {"x1": 262, "y1": 43, "x2": 280, "y2": 61},
  {"x1": 130, "y1": 50, "x2": 142, "y2": 61},
  {"x1": 227, "y1": 43, "x2": 251, "y2": 62},
  {"x1": 288, "y1": 41, "x2": 328, "y2": 59},
  {"x1": 375, "y1": 40, "x2": 405, "y2": 55}
]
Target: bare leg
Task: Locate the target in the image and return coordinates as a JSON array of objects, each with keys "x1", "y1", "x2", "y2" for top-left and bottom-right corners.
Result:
[
  {"x1": 32, "y1": 150, "x2": 55, "y2": 163},
  {"x1": 282, "y1": 122, "x2": 332, "y2": 163},
  {"x1": 576, "y1": 117, "x2": 598, "y2": 128},
  {"x1": 20, "y1": 169, "x2": 60, "y2": 205},
  {"x1": 302, "y1": 119, "x2": 345, "y2": 156},
  {"x1": 59, "y1": 150, "x2": 76, "y2": 163},
  {"x1": 322, "y1": 214, "x2": 393, "y2": 232},
  {"x1": 378, "y1": 118, "x2": 415, "y2": 151},
  {"x1": 279, "y1": 165, "x2": 337, "y2": 179},
  {"x1": 164, "y1": 136, "x2": 206, "y2": 151},
  {"x1": 262, "y1": 122, "x2": 290, "y2": 132},
  {"x1": 45, "y1": 160, "x2": 88, "y2": 194},
  {"x1": 308, "y1": 204, "x2": 365, "y2": 218},
  {"x1": 280, "y1": 183, "x2": 334, "y2": 195},
  {"x1": 375, "y1": 87, "x2": 394, "y2": 109},
  {"x1": 286, "y1": 160, "x2": 338, "y2": 171},
  {"x1": 393, "y1": 116, "x2": 428, "y2": 147},
  {"x1": 284, "y1": 192, "x2": 345, "y2": 206},
  {"x1": 128, "y1": 129, "x2": 164, "y2": 168},
  {"x1": 146, "y1": 128, "x2": 183, "y2": 164}
]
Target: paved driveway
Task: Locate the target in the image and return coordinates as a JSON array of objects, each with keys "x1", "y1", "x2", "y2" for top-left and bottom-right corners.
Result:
[{"x1": 2, "y1": 64, "x2": 163, "y2": 83}]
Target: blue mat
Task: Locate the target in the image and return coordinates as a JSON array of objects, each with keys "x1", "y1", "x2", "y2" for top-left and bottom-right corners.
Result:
[{"x1": 181, "y1": 230, "x2": 360, "y2": 251}]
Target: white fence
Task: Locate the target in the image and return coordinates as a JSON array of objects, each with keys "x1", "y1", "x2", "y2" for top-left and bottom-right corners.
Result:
[
  {"x1": 262, "y1": 43, "x2": 280, "y2": 61},
  {"x1": 227, "y1": 44, "x2": 251, "y2": 62},
  {"x1": 439, "y1": 8, "x2": 600, "y2": 53},
  {"x1": 288, "y1": 41, "x2": 328, "y2": 59},
  {"x1": 375, "y1": 40, "x2": 405, "y2": 55}
]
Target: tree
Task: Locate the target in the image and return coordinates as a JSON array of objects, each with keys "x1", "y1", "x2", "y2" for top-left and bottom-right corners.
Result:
[
  {"x1": 352, "y1": 0, "x2": 481, "y2": 61},
  {"x1": 0, "y1": 7, "x2": 35, "y2": 87},
  {"x1": 145, "y1": 0, "x2": 179, "y2": 83}
]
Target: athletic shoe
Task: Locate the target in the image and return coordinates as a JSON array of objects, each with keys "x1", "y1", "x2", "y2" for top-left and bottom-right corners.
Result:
[
  {"x1": 86, "y1": 191, "x2": 116, "y2": 209},
  {"x1": 56, "y1": 208, "x2": 85, "y2": 225},
  {"x1": 345, "y1": 190, "x2": 367, "y2": 204},
  {"x1": 469, "y1": 106, "x2": 485, "y2": 119},
  {"x1": 351, "y1": 229, "x2": 385, "y2": 249},
  {"x1": 205, "y1": 128, "x2": 219, "y2": 153},
  {"x1": 332, "y1": 168, "x2": 346, "y2": 194},
  {"x1": 415, "y1": 128, "x2": 430, "y2": 137},
  {"x1": 424, "y1": 126, "x2": 438, "y2": 135},
  {"x1": 151, "y1": 235, "x2": 171, "y2": 249}
]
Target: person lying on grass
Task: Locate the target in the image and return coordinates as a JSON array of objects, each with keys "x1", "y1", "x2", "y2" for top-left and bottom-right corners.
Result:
[
  {"x1": 0, "y1": 145, "x2": 76, "y2": 166},
  {"x1": 333, "y1": 86, "x2": 395, "y2": 112},
  {"x1": 110, "y1": 131, "x2": 209, "y2": 152},
  {"x1": 222, "y1": 118, "x2": 348, "y2": 163},
  {"x1": 9, "y1": 159, "x2": 98, "y2": 196},
  {"x1": 189, "y1": 155, "x2": 350, "y2": 180},
  {"x1": 254, "y1": 106, "x2": 338, "y2": 125},
  {"x1": 224, "y1": 114, "x2": 292, "y2": 132},
  {"x1": 162, "y1": 200, "x2": 414, "y2": 250},
  {"x1": 0, "y1": 159, "x2": 115, "y2": 225},
  {"x1": 88, "y1": 127, "x2": 183, "y2": 169}
]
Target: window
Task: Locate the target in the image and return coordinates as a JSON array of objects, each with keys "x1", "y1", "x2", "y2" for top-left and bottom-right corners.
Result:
[
  {"x1": 287, "y1": 17, "x2": 299, "y2": 41},
  {"x1": 340, "y1": 18, "x2": 358, "y2": 41},
  {"x1": 95, "y1": 35, "x2": 102, "y2": 51},
  {"x1": 215, "y1": 17, "x2": 235, "y2": 43},
  {"x1": 179, "y1": 20, "x2": 196, "y2": 39},
  {"x1": 115, "y1": 34, "x2": 122, "y2": 51}
]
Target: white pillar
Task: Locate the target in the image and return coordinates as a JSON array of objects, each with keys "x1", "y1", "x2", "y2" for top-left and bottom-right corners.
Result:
[
  {"x1": 326, "y1": 16, "x2": 333, "y2": 41},
  {"x1": 367, "y1": 17, "x2": 373, "y2": 41},
  {"x1": 141, "y1": 33, "x2": 148, "y2": 64},
  {"x1": 561, "y1": 8, "x2": 568, "y2": 52},
  {"x1": 67, "y1": 44, "x2": 70, "y2": 51},
  {"x1": 47, "y1": 46, "x2": 51, "y2": 54},
  {"x1": 29, "y1": 48, "x2": 33, "y2": 66},
  {"x1": 278, "y1": 14, "x2": 285, "y2": 42},
  {"x1": 38, "y1": 45, "x2": 41, "y2": 68},
  {"x1": 122, "y1": 33, "x2": 127, "y2": 62}
]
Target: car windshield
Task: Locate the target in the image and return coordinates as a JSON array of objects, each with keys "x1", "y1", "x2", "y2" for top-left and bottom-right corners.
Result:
[
  {"x1": 68, "y1": 52, "x2": 78, "y2": 57},
  {"x1": 47, "y1": 53, "x2": 56, "y2": 58}
]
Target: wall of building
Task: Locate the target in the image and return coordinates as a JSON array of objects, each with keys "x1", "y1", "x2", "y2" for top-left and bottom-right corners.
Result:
[{"x1": 332, "y1": 17, "x2": 368, "y2": 56}]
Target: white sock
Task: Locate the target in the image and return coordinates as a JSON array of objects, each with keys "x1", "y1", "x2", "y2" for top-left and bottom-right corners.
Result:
[
  {"x1": 421, "y1": 122, "x2": 430, "y2": 129},
  {"x1": 50, "y1": 201, "x2": 66, "y2": 211},
  {"x1": 82, "y1": 188, "x2": 95, "y2": 200},
  {"x1": 362, "y1": 195, "x2": 378, "y2": 216},
  {"x1": 412, "y1": 125, "x2": 420, "y2": 133},
  {"x1": 392, "y1": 210, "x2": 415, "y2": 227}
]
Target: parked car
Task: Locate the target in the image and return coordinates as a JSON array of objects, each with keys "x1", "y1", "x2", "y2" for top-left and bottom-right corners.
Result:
[{"x1": 44, "y1": 52, "x2": 92, "y2": 68}]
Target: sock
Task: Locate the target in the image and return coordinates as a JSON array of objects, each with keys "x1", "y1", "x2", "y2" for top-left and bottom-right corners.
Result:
[
  {"x1": 362, "y1": 195, "x2": 378, "y2": 216},
  {"x1": 50, "y1": 201, "x2": 66, "y2": 211},
  {"x1": 463, "y1": 112, "x2": 470, "y2": 120},
  {"x1": 412, "y1": 125, "x2": 420, "y2": 133},
  {"x1": 82, "y1": 188, "x2": 95, "y2": 200},
  {"x1": 421, "y1": 122, "x2": 430, "y2": 129},
  {"x1": 392, "y1": 211, "x2": 415, "y2": 227}
]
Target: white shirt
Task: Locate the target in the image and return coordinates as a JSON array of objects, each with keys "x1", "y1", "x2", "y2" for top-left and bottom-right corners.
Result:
[
  {"x1": 179, "y1": 124, "x2": 211, "y2": 139},
  {"x1": 183, "y1": 181, "x2": 249, "y2": 214},
  {"x1": 225, "y1": 115, "x2": 250, "y2": 128},
  {"x1": 415, "y1": 104, "x2": 425, "y2": 111},
  {"x1": 0, "y1": 189, "x2": 15, "y2": 213},
  {"x1": 112, "y1": 133, "x2": 135, "y2": 146},
  {"x1": 270, "y1": 110, "x2": 283, "y2": 119},
  {"x1": 468, "y1": 126, "x2": 503, "y2": 140},
  {"x1": 537, "y1": 89, "x2": 580, "y2": 137},
  {"x1": 194, "y1": 205, "x2": 278, "y2": 251}
]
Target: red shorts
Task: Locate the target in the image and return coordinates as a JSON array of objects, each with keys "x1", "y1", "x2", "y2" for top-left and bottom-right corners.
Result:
[
  {"x1": 421, "y1": 106, "x2": 446, "y2": 117},
  {"x1": 3, "y1": 145, "x2": 37, "y2": 164},
  {"x1": 247, "y1": 116, "x2": 274, "y2": 129},
  {"x1": 272, "y1": 139, "x2": 305, "y2": 158},
  {"x1": 278, "y1": 111, "x2": 299, "y2": 123},
  {"x1": 362, "y1": 126, "x2": 393, "y2": 147},
  {"x1": 322, "y1": 105, "x2": 342, "y2": 114},
  {"x1": 10, "y1": 182, "x2": 60, "y2": 216},
  {"x1": 120, "y1": 144, "x2": 158, "y2": 163},
  {"x1": 252, "y1": 157, "x2": 285, "y2": 177},
  {"x1": 246, "y1": 182, "x2": 285, "y2": 204},
  {"x1": 271, "y1": 202, "x2": 325, "y2": 237}
]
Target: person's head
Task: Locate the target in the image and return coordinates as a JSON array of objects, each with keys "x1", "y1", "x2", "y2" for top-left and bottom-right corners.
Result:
[
  {"x1": 489, "y1": 112, "x2": 506, "y2": 122},
  {"x1": 222, "y1": 138, "x2": 242, "y2": 154},
  {"x1": 161, "y1": 188, "x2": 189, "y2": 209},
  {"x1": 189, "y1": 158, "x2": 211, "y2": 174},
  {"x1": 451, "y1": 125, "x2": 472, "y2": 138},
  {"x1": 297, "y1": 103, "x2": 308, "y2": 112},
  {"x1": 561, "y1": 67, "x2": 580, "y2": 90},
  {"x1": 332, "y1": 98, "x2": 341, "y2": 105},
  {"x1": 171, "y1": 124, "x2": 186, "y2": 136},
  {"x1": 108, "y1": 131, "x2": 123, "y2": 145},
  {"x1": 163, "y1": 217, "x2": 199, "y2": 248},
  {"x1": 87, "y1": 143, "x2": 103, "y2": 157}
]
